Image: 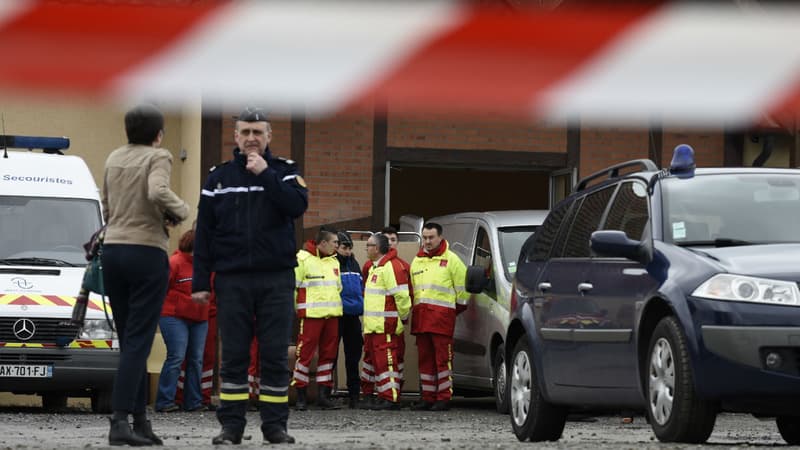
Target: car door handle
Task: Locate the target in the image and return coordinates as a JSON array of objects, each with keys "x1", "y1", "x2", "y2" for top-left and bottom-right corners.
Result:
[
  {"x1": 577, "y1": 282, "x2": 593, "y2": 293},
  {"x1": 538, "y1": 282, "x2": 552, "y2": 292}
]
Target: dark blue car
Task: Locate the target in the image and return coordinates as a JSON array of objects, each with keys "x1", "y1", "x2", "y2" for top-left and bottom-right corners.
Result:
[{"x1": 494, "y1": 146, "x2": 800, "y2": 444}]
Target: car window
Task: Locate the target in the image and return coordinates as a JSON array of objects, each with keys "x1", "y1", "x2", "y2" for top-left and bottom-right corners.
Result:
[
  {"x1": 528, "y1": 198, "x2": 573, "y2": 261},
  {"x1": 662, "y1": 173, "x2": 800, "y2": 245},
  {"x1": 443, "y1": 222, "x2": 475, "y2": 262},
  {"x1": 473, "y1": 227, "x2": 496, "y2": 299},
  {"x1": 498, "y1": 226, "x2": 537, "y2": 280},
  {"x1": 562, "y1": 185, "x2": 616, "y2": 258},
  {"x1": 603, "y1": 181, "x2": 649, "y2": 240}
]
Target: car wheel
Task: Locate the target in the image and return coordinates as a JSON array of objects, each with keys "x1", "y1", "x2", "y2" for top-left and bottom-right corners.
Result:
[
  {"x1": 42, "y1": 393, "x2": 67, "y2": 410},
  {"x1": 777, "y1": 416, "x2": 800, "y2": 445},
  {"x1": 509, "y1": 337, "x2": 567, "y2": 442},
  {"x1": 494, "y1": 343, "x2": 509, "y2": 414},
  {"x1": 92, "y1": 390, "x2": 113, "y2": 414},
  {"x1": 646, "y1": 316, "x2": 716, "y2": 443}
]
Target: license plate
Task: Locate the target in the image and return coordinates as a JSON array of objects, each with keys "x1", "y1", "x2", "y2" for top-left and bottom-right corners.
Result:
[{"x1": 0, "y1": 364, "x2": 52, "y2": 378}]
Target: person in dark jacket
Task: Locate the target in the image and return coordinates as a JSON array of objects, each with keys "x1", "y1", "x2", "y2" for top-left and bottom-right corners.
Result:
[
  {"x1": 335, "y1": 232, "x2": 364, "y2": 408},
  {"x1": 192, "y1": 107, "x2": 308, "y2": 445}
]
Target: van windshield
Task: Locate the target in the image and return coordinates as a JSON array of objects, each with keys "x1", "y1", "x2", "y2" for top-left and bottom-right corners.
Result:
[
  {"x1": 499, "y1": 226, "x2": 539, "y2": 280},
  {"x1": 662, "y1": 173, "x2": 800, "y2": 246},
  {"x1": 0, "y1": 196, "x2": 102, "y2": 266}
]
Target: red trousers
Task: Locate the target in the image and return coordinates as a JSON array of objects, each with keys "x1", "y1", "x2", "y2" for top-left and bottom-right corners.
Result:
[
  {"x1": 416, "y1": 332, "x2": 453, "y2": 402},
  {"x1": 292, "y1": 317, "x2": 339, "y2": 388},
  {"x1": 176, "y1": 313, "x2": 217, "y2": 405},
  {"x1": 397, "y1": 331, "x2": 405, "y2": 390},
  {"x1": 360, "y1": 333, "x2": 401, "y2": 402}
]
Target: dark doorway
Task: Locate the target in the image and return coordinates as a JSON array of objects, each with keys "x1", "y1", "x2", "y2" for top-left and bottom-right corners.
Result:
[{"x1": 388, "y1": 166, "x2": 550, "y2": 225}]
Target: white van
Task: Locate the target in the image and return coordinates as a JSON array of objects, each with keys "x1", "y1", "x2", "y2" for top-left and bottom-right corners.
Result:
[{"x1": 0, "y1": 137, "x2": 117, "y2": 412}]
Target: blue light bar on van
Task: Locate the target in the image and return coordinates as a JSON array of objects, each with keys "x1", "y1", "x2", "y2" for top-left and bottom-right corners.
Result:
[
  {"x1": 0, "y1": 135, "x2": 70, "y2": 154},
  {"x1": 669, "y1": 144, "x2": 696, "y2": 179}
]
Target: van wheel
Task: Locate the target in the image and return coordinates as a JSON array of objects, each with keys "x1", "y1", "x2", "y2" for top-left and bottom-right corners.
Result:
[
  {"x1": 646, "y1": 316, "x2": 716, "y2": 443},
  {"x1": 494, "y1": 343, "x2": 509, "y2": 414},
  {"x1": 42, "y1": 393, "x2": 67, "y2": 410},
  {"x1": 509, "y1": 338, "x2": 566, "y2": 441},
  {"x1": 92, "y1": 390, "x2": 113, "y2": 414},
  {"x1": 777, "y1": 416, "x2": 800, "y2": 444}
]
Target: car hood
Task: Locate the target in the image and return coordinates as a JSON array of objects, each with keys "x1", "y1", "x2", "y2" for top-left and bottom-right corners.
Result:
[
  {"x1": 696, "y1": 244, "x2": 800, "y2": 281},
  {"x1": 0, "y1": 266, "x2": 111, "y2": 319}
]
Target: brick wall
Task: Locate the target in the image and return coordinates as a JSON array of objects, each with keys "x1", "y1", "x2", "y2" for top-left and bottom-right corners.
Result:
[
  {"x1": 387, "y1": 111, "x2": 567, "y2": 152},
  {"x1": 579, "y1": 128, "x2": 650, "y2": 178},
  {"x1": 303, "y1": 113, "x2": 374, "y2": 228}
]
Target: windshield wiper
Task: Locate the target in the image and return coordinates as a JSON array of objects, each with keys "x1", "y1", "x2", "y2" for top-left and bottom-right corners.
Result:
[
  {"x1": 676, "y1": 238, "x2": 758, "y2": 248},
  {"x1": 0, "y1": 258, "x2": 78, "y2": 267}
]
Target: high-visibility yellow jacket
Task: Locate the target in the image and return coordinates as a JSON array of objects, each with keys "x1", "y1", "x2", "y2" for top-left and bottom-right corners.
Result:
[
  {"x1": 295, "y1": 240, "x2": 342, "y2": 319},
  {"x1": 410, "y1": 239, "x2": 468, "y2": 336},
  {"x1": 363, "y1": 248, "x2": 411, "y2": 335}
]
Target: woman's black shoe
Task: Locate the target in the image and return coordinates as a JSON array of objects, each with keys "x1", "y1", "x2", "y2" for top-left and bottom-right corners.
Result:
[
  {"x1": 133, "y1": 420, "x2": 163, "y2": 445},
  {"x1": 108, "y1": 418, "x2": 152, "y2": 446}
]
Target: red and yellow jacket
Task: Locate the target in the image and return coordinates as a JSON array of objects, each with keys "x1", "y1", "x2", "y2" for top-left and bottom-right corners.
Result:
[
  {"x1": 410, "y1": 239, "x2": 468, "y2": 336},
  {"x1": 295, "y1": 240, "x2": 342, "y2": 319},
  {"x1": 363, "y1": 248, "x2": 411, "y2": 335}
]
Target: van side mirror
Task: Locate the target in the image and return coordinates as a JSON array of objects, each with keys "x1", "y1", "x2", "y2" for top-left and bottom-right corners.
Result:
[
  {"x1": 590, "y1": 230, "x2": 651, "y2": 264},
  {"x1": 465, "y1": 265, "x2": 488, "y2": 293}
]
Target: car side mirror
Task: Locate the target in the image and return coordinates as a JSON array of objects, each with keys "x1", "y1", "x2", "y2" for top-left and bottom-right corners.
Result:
[
  {"x1": 465, "y1": 265, "x2": 489, "y2": 293},
  {"x1": 590, "y1": 230, "x2": 651, "y2": 265}
]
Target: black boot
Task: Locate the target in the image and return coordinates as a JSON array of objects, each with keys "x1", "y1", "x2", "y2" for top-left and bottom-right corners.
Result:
[
  {"x1": 348, "y1": 393, "x2": 359, "y2": 409},
  {"x1": 317, "y1": 385, "x2": 339, "y2": 410},
  {"x1": 211, "y1": 428, "x2": 242, "y2": 445},
  {"x1": 430, "y1": 400, "x2": 450, "y2": 411},
  {"x1": 264, "y1": 429, "x2": 296, "y2": 444},
  {"x1": 370, "y1": 398, "x2": 401, "y2": 411},
  {"x1": 133, "y1": 419, "x2": 163, "y2": 446},
  {"x1": 295, "y1": 387, "x2": 307, "y2": 411},
  {"x1": 108, "y1": 417, "x2": 153, "y2": 446}
]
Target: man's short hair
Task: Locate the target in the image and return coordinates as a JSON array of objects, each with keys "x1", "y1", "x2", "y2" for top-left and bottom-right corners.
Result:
[
  {"x1": 423, "y1": 222, "x2": 443, "y2": 236},
  {"x1": 380, "y1": 226, "x2": 398, "y2": 236},
  {"x1": 373, "y1": 233, "x2": 390, "y2": 254},
  {"x1": 125, "y1": 104, "x2": 164, "y2": 146},
  {"x1": 316, "y1": 225, "x2": 337, "y2": 244}
]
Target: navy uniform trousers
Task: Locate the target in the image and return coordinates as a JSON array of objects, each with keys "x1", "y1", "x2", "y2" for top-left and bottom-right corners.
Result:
[{"x1": 215, "y1": 269, "x2": 295, "y2": 437}]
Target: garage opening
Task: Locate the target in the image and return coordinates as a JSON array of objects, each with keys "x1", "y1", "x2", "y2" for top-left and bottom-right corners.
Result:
[{"x1": 387, "y1": 165, "x2": 551, "y2": 225}]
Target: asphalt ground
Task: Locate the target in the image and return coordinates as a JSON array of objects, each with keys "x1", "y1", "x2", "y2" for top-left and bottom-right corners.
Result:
[{"x1": 0, "y1": 396, "x2": 795, "y2": 449}]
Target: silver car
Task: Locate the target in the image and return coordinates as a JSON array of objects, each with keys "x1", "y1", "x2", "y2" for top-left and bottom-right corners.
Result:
[{"x1": 410, "y1": 210, "x2": 547, "y2": 413}]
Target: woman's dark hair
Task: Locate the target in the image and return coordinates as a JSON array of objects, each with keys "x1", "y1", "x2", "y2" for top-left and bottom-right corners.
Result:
[
  {"x1": 125, "y1": 104, "x2": 164, "y2": 145},
  {"x1": 374, "y1": 233, "x2": 390, "y2": 254},
  {"x1": 179, "y1": 229, "x2": 195, "y2": 253}
]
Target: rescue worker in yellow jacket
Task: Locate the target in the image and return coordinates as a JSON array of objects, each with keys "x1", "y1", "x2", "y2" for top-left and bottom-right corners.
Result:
[
  {"x1": 360, "y1": 233, "x2": 411, "y2": 410},
  {"x1": 410, "y1": 222, "x2": 468, "y2": 411},
  {"x1": 291, "y1": 227, "x2": 342, "y2": 410}
]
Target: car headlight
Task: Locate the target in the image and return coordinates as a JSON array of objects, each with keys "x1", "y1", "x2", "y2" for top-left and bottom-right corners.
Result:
[
  {"x1": 79, "y1": 319, "x2": 116, "y2": 339},
  {"x1": 693, "y1": 274, "x2": 800, "y2": 306}
]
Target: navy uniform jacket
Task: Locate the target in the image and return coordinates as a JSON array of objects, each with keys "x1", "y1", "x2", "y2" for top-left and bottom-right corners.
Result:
[{"x1": 192, "y1": 148, "x2": 308, "y2": 293}]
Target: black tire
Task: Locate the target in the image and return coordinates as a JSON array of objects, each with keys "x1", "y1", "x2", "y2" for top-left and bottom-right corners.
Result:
[
  {"x1": 645, "y1": 316, "x2": 716, "y2": 443},
  {"x1": 777, "y1": 416, "x2": 800, "y2": 445},
  {"x1": 494, "y1": 343, "x2": 509, "y2": 414},
  {"x1": 91, "y1": 390, "x2": 113, "y2": 414},
  {"x1": 42, "y1": 393, "x2": 67, "y2": 410},
  {"x1": 509, "y1": 337, "x2": 567, "y2": 442}
]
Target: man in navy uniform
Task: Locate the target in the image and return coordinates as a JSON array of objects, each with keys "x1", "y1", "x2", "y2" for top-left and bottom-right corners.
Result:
[{"x1": 192, "y1": 107, "x2": 308, "y2": 445}]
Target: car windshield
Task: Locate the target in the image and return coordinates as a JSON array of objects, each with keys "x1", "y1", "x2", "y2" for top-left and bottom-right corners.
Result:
[
  {"x1": 498, "y1": 226, "x2": 539, "y2": 280},
  {"x1": 661, "y1": 173, "x2": 800, "y2": 246},
  {"x1": 0, "y1": 196, "x2": 102, "y2": 266}
]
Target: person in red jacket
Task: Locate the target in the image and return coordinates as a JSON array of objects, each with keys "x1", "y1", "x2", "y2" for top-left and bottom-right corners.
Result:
[{"x1": 155, "y1": 229, "x2": 211, "y2": 412}]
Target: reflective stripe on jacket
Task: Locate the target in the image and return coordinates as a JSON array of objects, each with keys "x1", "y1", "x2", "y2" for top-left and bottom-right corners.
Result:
[
  {"x1": 295, "y1": 241, "x2": 342, "y2": 318},
  {"x1": 410, "y1": 240, "x2": 468, "y2": 336},
  {"x1": 363, "y1": 248, "x2": 411, "y2": 335}
]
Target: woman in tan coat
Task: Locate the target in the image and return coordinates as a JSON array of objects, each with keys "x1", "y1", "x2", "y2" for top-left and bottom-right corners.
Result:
[{"x1": 101, "y1": 104, "x2": 189, "y2": 446}]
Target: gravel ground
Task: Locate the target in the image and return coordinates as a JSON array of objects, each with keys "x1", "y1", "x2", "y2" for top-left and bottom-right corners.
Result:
[{"x1": 0, "y1": 397, "x2": 795, "y2": 449}]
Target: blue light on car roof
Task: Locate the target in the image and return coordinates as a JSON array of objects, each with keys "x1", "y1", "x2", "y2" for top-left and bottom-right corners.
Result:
[
  {"x1": 0, "y1": 135, "x2": 70, "y2": 153},
  {"x1": 670, "y1": 144, "x2": 695, "y2": 179}
]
